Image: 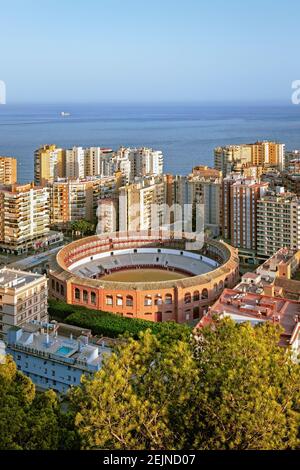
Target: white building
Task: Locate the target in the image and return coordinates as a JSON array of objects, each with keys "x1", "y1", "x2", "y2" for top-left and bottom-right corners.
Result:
[
  {"x1": 257, "y1": 188, "x2": 300, "y2": 257},
  {"x1": 0, "y1": 183, "x2": 50, "y2": 254},
  {"x1": 84, "y1": 147, "x2": 114, "y2": 177},
  {"x1": 96, "y1": 198, "x2": 118, "y2": 234},
  {"x1": 7, "y1": 322, "x2": 110, "y2": 394},
  {"x1": 0, "y1": 268, "x2": 48, "y2": 340},
  {"x1": 114, "y1": 147, "x2": 164, "y2": 183},
  {"x1": 65, "y1": 146, "x2": 85, "y2": 179}
]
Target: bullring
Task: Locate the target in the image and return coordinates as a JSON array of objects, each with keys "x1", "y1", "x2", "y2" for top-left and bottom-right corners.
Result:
[{"x1": 49, "y1": 231, "x2": 239, "y2": 323}]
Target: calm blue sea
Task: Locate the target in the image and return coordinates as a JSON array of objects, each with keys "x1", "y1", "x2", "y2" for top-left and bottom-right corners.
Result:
[{"x1": 1, "y1": 103, "x2": 300, "y2": 183}]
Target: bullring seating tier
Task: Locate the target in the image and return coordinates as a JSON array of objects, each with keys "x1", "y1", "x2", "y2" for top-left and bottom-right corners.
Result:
[{"x1": 71, "y1": 248, "x2": 217, "y2": 279}]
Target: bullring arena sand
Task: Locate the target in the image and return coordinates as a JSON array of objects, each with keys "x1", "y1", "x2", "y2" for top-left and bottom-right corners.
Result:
[{"x1": 101, "y1": 268, "x2": 190, "y2": 282}]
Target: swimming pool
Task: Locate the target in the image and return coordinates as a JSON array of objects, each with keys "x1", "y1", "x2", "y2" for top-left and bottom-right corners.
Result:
[{"x1": 56, "y1": 345, "x2": 73, "y2": 356}]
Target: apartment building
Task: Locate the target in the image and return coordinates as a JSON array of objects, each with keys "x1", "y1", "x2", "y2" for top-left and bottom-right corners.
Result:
[
  {"x1": 6, "y1": 322, "x2": 110, "y2": 394},
  {"x1": 230, "y1": 179, "x2": 268, "y2": 252},
  {"x1": 257, "y1": 188, "x2": 300, "y2": 257},
  {"x1": 114, "y1": 147, "x2": 164, "y2": 182},
  {"x1": 251, "y1": 141, "x2": 285, "y2": 169},
  {"x1": 282, "y1": 174, "x2": 300, "y2": 196},
  {"x1": 0, "y1": 268, "x2": 48, "y2": 340},
  {"x1": 96, "y1": 198, "x2": 118, "y2": 234},
  {"x1": 0, "y1": 157, "x2": 17, "y2": 184},
  {"x1": 118, "y1": 176, "x2": 167, "y2": 232},
  {"x1": 49, "y1": 176, "x2": 117, "y2": 225},
  {"x1": 34, "y1": 145, "x2": 65, "y2": 186},
  {"x1": 214, "y1": 141, "x2": 285, "y2": 176},
  {"x1": 0, "y1": 183, "x2": 50, "y2": 253},
  {"x1": 283, "y1": 150, "x2": 300, "y2": 170},
  {"x1": 187, "y1": 168, "x2": 222, "y2": 236},
  {"x1": 214, "y1": 144, "x2": 253, "y2": 175},
  {"x1": 65, "y1": 146, "x2": 85, "y2": 179},
  {"x1": 84, "y1": 147, "x2": 114, "y2": 177},
  {"x1": 220, "y1": 173, "x2": 241, "y2": 239}
]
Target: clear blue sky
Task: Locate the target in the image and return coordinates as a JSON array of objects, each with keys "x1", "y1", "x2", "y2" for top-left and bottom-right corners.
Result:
[{"x1": 1, "y1": 0, "x2": 299, "y2": 103}]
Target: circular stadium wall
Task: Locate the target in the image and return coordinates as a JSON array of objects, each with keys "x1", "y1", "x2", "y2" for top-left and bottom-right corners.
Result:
[{"x1": 49, "y1": 231, "x2": 239, "y2": 323}]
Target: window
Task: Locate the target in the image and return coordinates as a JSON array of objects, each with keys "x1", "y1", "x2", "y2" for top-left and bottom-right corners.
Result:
[
  {"x1": 165, "y1": 293, "x2": 173, "y2": 304},
  {"x1": 184, "y1": 293, "x2": 191, "y2": 304},
  {"x1": 83, "y1": 290, "x2": 88, "y2": 303},
  {"x1": 193, "y1": 291, "x2": 200, "y2": 302},
  {"x1": 202, "y1": 288, "x2": 208, "y2": 300},
  {"x1": 106, "y1": 295, "x2": 113, "y2": 306},
  {"x1": 60, "y1": 284, "x2": 64, "y2": 296},
  {"x1": 116, "y1": 295, "x2": 123, "y2": 306},
  {"x1": 126, "y1": 295, "x2": 133, "y2": 307},
  {"x1": 75, "y1": 288, "x2": 80, "y2": 300},
  {"x1": 154, "y1": 294, "x2": 162, "y2": 305},
  {"x1": 144, "y1": 295, "x2": 152, "y2": 306},
  {"x1": 91, "y1": 292, "x2": 96, "y2": 305}
]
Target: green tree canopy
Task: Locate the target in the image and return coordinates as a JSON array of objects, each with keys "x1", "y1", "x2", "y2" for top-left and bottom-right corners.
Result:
[
  {"x1": 0, "y1": 355, "x2": 78, "y2": 450},
  {"x1": 71, "y1": 330, "x2": 198, "y2": 450},
  {"x1": 71, "y1": 320, "x2": 300, "y2": 450},
  {"x1": 192, "y1": 319, "x2": 300, "y2": 450},
  {"x1": 70, "y1": 219, "x2": 95, "y2": 237}
]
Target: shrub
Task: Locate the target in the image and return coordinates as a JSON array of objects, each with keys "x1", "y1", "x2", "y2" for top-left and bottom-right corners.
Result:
[{"x1": 48, "y1": 299, "x2": 190, "y2": 340}]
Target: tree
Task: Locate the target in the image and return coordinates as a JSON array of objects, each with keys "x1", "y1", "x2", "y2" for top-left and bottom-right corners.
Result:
[
  {"x1": 0, "y1": 355, "x2": 78, "y2": 450},
  {"x1": 192, "y1": 318, "x2": 300, "y2": 450},
  {"x1": 70, "y1": 220, "x2": 95, "y2": 238},
  {"x1": 71, "y1": 330, "x2": 198, "y2": 450},
  {"x1": 71, "y1": 320, "x2": 300, "y2": 450}
]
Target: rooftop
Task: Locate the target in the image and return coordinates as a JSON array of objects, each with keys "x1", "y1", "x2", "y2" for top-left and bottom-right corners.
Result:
[
  {"x1": 258, "y1": 248, "x2": 300, "y2": 275},
  {"x1": 0, "y1": 267, "x2": 45, "y2": 290},
  {"x1": 201, "y1": 288, "x2": 300, "y2": 348},
  {"x1": 7, "y1": 322, "x2": 110, "y2": 371}
]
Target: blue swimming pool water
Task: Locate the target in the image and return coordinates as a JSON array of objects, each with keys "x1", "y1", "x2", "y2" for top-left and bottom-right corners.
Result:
[{"x1": 56, "y1": 346, "x2": 73, "y2": 356}]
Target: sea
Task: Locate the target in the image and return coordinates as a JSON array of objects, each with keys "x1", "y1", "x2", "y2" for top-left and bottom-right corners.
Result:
[{"x1": 1, "y1": 102, "x2": 300, "y2": 183}]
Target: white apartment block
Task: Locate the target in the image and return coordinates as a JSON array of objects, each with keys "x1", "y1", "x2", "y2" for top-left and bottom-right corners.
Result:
[
  {"x1": 6, "y1": 322, "x2": 110, "y2": 394},
  {"x1": 0, "y1": 183, "x2": 50, "y2": 254},
  {"x1": 114, "y1": 147, "x2": 164, "y2": 182},
  {"x1": 84, "y1": 147, "x2": 114, "y2": 177},
  {"x1": 0, "y1": 268, "x2": 48, "y2": 340},
  {"x1": 66, "y1": 147, "x2": 85, "y2": 179},
  {"x1": 257, "y1": 188, "x2": 300, "y2": 257},
  {"x1": 96, "y1": 198, "x2": 118, "y2": 234},
  {"x1": 118, "y1": 176, "x2": 166, "y2": 232}
]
